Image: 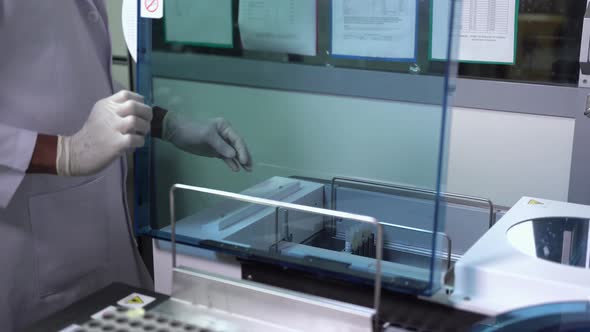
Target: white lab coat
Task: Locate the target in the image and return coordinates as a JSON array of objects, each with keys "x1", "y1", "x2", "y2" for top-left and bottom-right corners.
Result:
[{"x1": 0, "y1": 1, "x2": 152, "y2": 330}]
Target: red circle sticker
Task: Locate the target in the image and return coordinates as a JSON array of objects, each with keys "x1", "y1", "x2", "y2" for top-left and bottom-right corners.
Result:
[{"x1": 144, "y1": 0, "x2": 159, "y2": 13}]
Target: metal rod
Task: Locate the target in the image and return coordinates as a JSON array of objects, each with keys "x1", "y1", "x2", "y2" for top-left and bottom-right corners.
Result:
[
  {"x1": 169, "y1": 183, "x2": 384, "y2": 325},
  {"x1": 169, "y1": 186, "x2": 177, "y2": 269},
  {"x1": 274, "y1": 207, "x2": 280, "y2": 253},
  {"x1": 329, "y1": 182, "x2": 338, "y2": 235},
  {"x1": 331, "y1": 176, "x2": 496, "y2": 228},
  {"x1": 284, "y1": 209, "x2": 290, "y2": 242},
  {"x1": 444, "y1": 233, "x2": 452, "y2": 271},
  {"x1": 273, "y1": 207, "x2": 290, "y2": 252}
]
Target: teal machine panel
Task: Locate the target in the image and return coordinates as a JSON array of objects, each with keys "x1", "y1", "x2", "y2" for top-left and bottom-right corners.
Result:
[{"x1": 135, "y1": 0, "x2": 461, "y2": 296}]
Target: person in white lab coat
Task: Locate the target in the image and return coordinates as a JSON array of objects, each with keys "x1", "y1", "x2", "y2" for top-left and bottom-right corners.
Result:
[{"x1": 0, "y1": 2, "x2": 251, "y2": 330}]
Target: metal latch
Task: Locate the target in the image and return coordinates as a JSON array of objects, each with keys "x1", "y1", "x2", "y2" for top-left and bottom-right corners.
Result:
[
  {"x1": 585, "y1": 94, "x2": 590, "y2": 118},
  {"x1": 579, "y1": 2, "x2": 590, "y2": 87}
]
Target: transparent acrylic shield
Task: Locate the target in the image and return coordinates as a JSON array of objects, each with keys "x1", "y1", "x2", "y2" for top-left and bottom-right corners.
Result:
[
  {"x1": 167, "y1": 184, "x2": 384, "y2": 321},
  {"x1": 135, "y1": 0, "x2": 460, "y2": 296}
]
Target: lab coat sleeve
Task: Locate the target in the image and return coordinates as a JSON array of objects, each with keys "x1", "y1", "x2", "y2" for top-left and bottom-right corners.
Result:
[{"x1": 0, "y1": 123, "x2": 37, "y2": 208}]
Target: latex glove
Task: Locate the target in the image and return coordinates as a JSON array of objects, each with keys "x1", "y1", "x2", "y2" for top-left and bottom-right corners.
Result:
[
  {"x1": 56, "y1": 90, "x2": 152, "y2": 176},
  {"x1": 162, "y1": 112, "x2": 252, "y2": 172}
]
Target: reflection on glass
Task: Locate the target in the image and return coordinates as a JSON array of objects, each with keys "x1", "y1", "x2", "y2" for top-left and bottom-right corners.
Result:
[
  {"x1": 506, "y1": 217, "x2": 589, "y2": 268},
  {"x1": 137, "y1": 0, "x2": 459, "y2": 296}
]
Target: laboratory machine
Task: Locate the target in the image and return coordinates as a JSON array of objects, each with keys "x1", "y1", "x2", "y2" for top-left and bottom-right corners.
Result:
[{"x1": 29, "y1": 0, "x2": 590, "y2": 331}]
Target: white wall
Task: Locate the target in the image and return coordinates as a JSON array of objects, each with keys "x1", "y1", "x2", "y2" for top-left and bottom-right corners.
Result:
[{"x1": 446, "y1": 108, "x2": 575, "y2": 207}]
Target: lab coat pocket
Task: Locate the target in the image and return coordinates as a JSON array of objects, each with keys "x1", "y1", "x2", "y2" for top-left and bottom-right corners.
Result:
[{"x1": 28, "y1": 176, "x2": 110, "y2": 298}]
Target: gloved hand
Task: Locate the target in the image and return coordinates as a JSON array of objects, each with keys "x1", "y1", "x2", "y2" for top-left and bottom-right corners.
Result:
[
  {"x1": 56, "y1": 90, "x2": 152, "y2": 176},
  {"x1": 162, "y1": 111, "x2": 252, "y2": 172}
]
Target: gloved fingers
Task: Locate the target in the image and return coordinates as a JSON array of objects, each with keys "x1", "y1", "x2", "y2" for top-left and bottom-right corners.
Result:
[
  {"x1": 119, "y1": 134, "x2": 146, "y2": 150},
  {"x1": 117, "y1": 100, "x2": 153, "y2": 122},
  {"x1": 111, "y1": 90, "x2": 144, "y2": 103},
  {"x1": 208, "y1": 132, "x2": 237, "y2": 160},
  {"x1": 216, "y1": 120, "x2": 252, "y2": 169},
  {"x1": 241, "y1": 156, "x2": 253, "y2": 172},
  {"x1": 222, "y1": 158, "x2": 240, "y2": 172},
  {"x1": 118, "y1": 116, "x2": 151, "y2": 136}
]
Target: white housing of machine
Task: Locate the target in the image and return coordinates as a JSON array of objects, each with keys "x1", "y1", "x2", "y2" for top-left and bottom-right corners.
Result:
[{"x1": 451, "y1": 197, "x2": 590, "y2": 316}]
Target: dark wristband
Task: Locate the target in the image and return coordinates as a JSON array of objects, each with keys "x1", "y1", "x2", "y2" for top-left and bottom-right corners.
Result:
[{"x1": 151, "y1": 106, "x2": 169, "y2": 139}]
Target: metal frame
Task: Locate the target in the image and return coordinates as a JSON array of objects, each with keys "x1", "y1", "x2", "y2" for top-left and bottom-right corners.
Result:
[
  {"x1": 151, "y1": 52, "x2": 446, "y2": 105},
  {"x1": 454, "y1": 79, "x2": 580, "y2": 118},
  {"x1": 151, "y1": 52, "x2": 580, "y2": 118},
  {"x1": 571, "y1": 1, "x2": 590, "y2": 205},
  {"x1": 169, "y1": 183, "x2": 385, "y2": 327},
  {"x1": 580, "y1": 1, "x2": 590, "y2": 88}
]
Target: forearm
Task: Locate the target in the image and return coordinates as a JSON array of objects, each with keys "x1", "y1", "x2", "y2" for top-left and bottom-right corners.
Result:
[
  {"x1": 26, "y1": 134, "x2": 57, "y2": 174},
  {"x1": 151, "y1": 106, "x2": 168, "y2": 139}
]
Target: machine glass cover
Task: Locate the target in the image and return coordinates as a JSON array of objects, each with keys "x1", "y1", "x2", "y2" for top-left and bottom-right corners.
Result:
[{"x1": 134, "y1": 0, "x2": 461, "y2": 296}]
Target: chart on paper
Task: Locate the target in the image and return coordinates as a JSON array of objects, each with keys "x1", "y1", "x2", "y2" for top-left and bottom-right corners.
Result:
[
  {"x1": 431, "y1": 0, "x2": 517, "y2": 64},
  {"x1": 332, "y1": 0, "x2": 417, "y2": 61},
  {"x1": 343, "y1": 0, "x2": 410, "y2": 17},
  {"x1": 461, "y1": 0, "x2": 511, "y2": 34},
  {"x1": 238, "y1": 0, "x2": 317, "y2": 56}
]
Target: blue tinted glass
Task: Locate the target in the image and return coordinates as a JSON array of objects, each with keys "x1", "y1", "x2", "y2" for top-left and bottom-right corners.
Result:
[{"x1": 135, "y1": 0, "x2": 460, "y2": 296}]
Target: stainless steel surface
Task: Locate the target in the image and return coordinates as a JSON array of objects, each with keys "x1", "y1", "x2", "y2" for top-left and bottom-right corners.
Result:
[
  {"x1": 169, "y1": 267, "x2": 374, "y2": 332},
  {"x1": 153, "y1": 297, "x2": 296, "y2": 332},
  {"x1": 567, "y1": 88, "x2": 590, "y2": 206},
  {"x1": 169, "y1": 183, "x2": 384, "y2": 326}
]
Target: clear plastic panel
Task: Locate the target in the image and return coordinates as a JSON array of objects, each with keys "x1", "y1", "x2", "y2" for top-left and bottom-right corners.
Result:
[
  {"x1": 135, "y1": 0, "x2": 460, "y2": 296},
  {"x1": 166, "y1": 184, "x2": 385, "y2": 318}
]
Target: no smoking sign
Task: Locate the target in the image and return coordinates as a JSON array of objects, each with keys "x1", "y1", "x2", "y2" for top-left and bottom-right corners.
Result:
[{"x1": 140, "y1": 0, "x2": 163, "y2": 19}]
